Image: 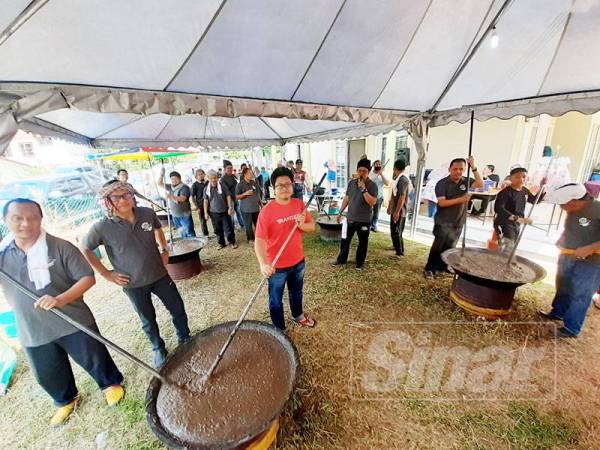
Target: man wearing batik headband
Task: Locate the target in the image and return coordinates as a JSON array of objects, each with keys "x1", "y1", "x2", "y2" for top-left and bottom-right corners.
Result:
[
  {"x1": 539, "y1": 183, "x2": 600, "y2": 338},
  {"x1": 332, "y1": 158, "x2": 378, "y2": 271},
  {"x1": 493, "y1": 166, "x2": 545, "y2": 253},
  {"x1": 82, "y1": 181, "x2": 190, "y2": 368}
]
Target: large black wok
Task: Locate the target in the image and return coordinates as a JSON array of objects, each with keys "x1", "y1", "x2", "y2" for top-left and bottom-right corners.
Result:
[{"x1": 145, "y1": 320, "x2": 299, "y2": 449}]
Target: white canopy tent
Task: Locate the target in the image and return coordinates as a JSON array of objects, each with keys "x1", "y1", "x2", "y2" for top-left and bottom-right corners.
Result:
[
  {"x1": 1, "y1": 0, "x2": 600, "y2": 238},
  {"x1": 1, "y1": 0, "x2": 600, "y2": 152}
]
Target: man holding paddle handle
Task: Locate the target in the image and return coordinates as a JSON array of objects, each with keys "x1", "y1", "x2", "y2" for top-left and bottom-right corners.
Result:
[{"x1": 0, "y1": 198, "x2": 124, "y2": 427}]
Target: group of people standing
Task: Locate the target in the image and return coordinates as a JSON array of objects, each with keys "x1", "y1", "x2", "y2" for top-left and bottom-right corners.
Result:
[
  {"x1": 421, "y1": 157, "x2": 600, "y2": 339},
  {"x1": 1, "y1": 152, "x2": 598, "y2": 430},
  {"x1": 0, "y1": 161, "x2": 320, "y2": 426}
]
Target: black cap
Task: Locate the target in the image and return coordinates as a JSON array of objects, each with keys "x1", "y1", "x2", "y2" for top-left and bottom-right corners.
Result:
[
  {"x1": 357, "y1": 158, "x2": 371, "y2": 171},
  {"x1": 223, "y1": 159, "x2": 232, "y2": 168},
  {"x1": 296, "y1": 159, "x2": 303, "y2": 164}
]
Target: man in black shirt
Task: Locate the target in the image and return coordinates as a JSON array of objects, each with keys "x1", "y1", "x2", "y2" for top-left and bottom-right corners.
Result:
[
  {"x1": 387, "y1": 159, "x2": 410, "y2": 259},
  {"x1": 221, "y1": 160, "x2": 245, "y2": 231},
  {"x1": 191, "y1": 169, "x2": 210, "y2": 237},
  {"x1": 493, "y1": 167, "x2": 542, "y2": 253},
  {"x1": 424, "y1": 157, "x2": 483, "y2": 279}
]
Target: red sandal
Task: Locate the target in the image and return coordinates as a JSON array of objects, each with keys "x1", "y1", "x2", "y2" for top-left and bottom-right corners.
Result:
[{"x1": 294, "y1": 316, "x2": 316, "y2": 328}]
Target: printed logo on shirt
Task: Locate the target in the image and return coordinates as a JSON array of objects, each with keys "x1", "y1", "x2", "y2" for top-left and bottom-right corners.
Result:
[
  {"x1": 460, "y1": 184, "x2": 466, "y2": 191},
  {"x1": 276, "y1": 214, "x2": 300, "y2": 225},
  {"x1": 579, "y1": 217, "x2": 591, "y2": 227},
  {"x1": 141, "y1": 222, "x2": 153, "y2": 232}
]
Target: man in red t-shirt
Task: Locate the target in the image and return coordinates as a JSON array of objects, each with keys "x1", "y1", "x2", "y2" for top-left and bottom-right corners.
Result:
[{"x1": 255, "y1": 167, "x2": 316, "y2": 330}]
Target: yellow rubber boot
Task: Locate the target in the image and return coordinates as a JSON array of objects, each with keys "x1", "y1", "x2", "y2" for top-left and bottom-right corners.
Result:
[
  {"x1": 50, "y1": 396, "x2": 79, "y2": 427},
  {"x1": 103, "y1": 385, "x2": 125, "y2": 406}
]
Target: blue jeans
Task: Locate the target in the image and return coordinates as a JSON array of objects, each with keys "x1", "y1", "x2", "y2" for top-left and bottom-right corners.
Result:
[
  {"x1": 123, "y1": 275, "x2": 190, "y2": 351},
  {"x1": 550, "y1": 256, "x2": 600, "y2": 336},
  {"x1": 427, "y1": 200, "x2": 437, "y2": 217},
  {"x1": 371, "y1": 197, "x2": 384, "y2": 230},
  {"x1": 268, "y1": 260, "x2": 305, "y2": 330},
  {"x1": 173, "y1": 214, "x2": 196, "y2": 238},
  {"x1": 23, "y1": 326, "x2": 123, "y2": 406},
  {"x1": 234, "y1": 201, "x2": 245, "y2": 230}
]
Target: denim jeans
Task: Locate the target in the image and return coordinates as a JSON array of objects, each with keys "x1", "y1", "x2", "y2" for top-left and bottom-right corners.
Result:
[
  {"x1": 268, "y1": 260, "x2": 305, "y2": 330},
  {"x1": 234, "y1": 201, "x2": 245, "y2": 230},
  {"x1": 427, "y1": 200, "x2": 437, "y2": 217},
  {"x1": 123, "y1": 275, "x2": 190, "y2": 351},
  {"x1": 371, "y1": 197, "x2": 383, "y2": 230},
  {"x1": 550, "y1": 256, "x2": 600, "y2": 336},
  {"x1": 23, "y1": 326, "x2": 123, "y2": 406},
  {"x1": 173, "y1": 214, "x2": 196, "y2": 238}
]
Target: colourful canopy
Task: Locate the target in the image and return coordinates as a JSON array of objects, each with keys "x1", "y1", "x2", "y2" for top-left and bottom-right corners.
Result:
[{"x1": 86, "y1": 147, "x2": 197, "y2": 161}]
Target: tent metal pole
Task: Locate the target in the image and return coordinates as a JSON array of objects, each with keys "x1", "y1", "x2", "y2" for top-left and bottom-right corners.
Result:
[
  {"x1": 409, "y1": 154, "x2": 426, "y2": 238},
  {"x1": 460, "y1": 110, "x2": 475, "y2": 256}
]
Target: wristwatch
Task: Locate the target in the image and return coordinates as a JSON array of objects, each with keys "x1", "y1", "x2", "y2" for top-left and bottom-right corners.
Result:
[
  {"x1": 472, "y1": 167, "x2": 478, "y2": 172},
  {"x1": 160, "y1": 248, "x2": 169, "y2": 254},
  {"x1": 360, "y1": 188, "x2": 367, "y2": 194}
]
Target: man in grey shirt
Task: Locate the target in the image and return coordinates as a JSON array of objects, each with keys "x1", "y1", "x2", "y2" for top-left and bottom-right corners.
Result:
[
  {"x1": 82, "y1": 181, "x2": 190, "y2": 368},
  {"x1": 540, "y1": 183, "x2": 600, "y2": 338},
  {"x1": 204, "y1": 170, "x2": 237, "y2": 249},
  {"x1": 236, "y1": 167, "x2": 262, "y2": 243},
  {"x1": 157, "y1": 167, "x2": 196, "y2": 238},
  {"x1": 0, "y1": 198, "x2": 124, "y2": 426},
  {"x1": 332, "y1": 158, "x2": 378, "y2": 270}
]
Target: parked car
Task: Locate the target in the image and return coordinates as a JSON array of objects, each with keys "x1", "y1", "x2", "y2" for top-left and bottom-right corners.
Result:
[{"x1": 0, "y1": 170, "x2": 109, "y2": 232}]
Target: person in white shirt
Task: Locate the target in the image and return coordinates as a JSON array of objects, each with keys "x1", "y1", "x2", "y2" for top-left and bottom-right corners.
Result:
[{"x1": 368, "y1": 160, "x2": 389, "y2": 232}]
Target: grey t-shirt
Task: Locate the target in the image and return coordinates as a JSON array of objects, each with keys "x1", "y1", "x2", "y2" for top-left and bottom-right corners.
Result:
[
  {"x1": 0, "y1": 234, "x2": 95, "y2": 347},
  {"x1": 166, "y1": 183, "x2": 192, "y2": 217},
  {"x1": 346, "y1": 178, "x2": 378, "y2": 223},
  {"x1": 389, "y1": 175, "x2": 410, "y2": 218},
  {"x1": 562, "y1": 200, "x2": 600, "y2": 264},
  {"x1": 434, "y1": 176, "x2": 475, "y2": 226},
  {"x1": 236, "y1": 179, "x2": 262, "y2": 213},
  {"x1": 83, "y1": 207, "x2": 167, "y2": 288},
  {"x1": 204, "y1": 183, "x2": 231, "y2": 214}
]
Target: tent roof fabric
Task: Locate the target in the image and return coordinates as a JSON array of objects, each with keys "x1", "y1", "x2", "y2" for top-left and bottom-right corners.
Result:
[{"x1": 1, "y1": 0, "x2": 600, "y2": 149}]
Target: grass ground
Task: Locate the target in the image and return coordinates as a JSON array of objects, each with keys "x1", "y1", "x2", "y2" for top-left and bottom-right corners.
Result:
[{"x1": 1, "y1": 222, "x2": 600, "y2": 449}]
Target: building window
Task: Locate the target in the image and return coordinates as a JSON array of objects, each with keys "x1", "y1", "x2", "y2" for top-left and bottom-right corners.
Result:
[
  {"x1": 335, "y1": 141, "x2": 347, "y2": 188},
  {"x1": 19, "y1": 142, "x2": 34, "y2": 157},
  {"x1": 380, "y1": 137, "x2": 387, "y2": 163},
  {"x1": 395, "y1": 133, "x2": 410, "y2": 166},
  {"x1": 38, "y1": 136, "x2": 53, "y2": 146},
  {"x1": 395, "y1": 134, "x2": 408, "y2": 151}
]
